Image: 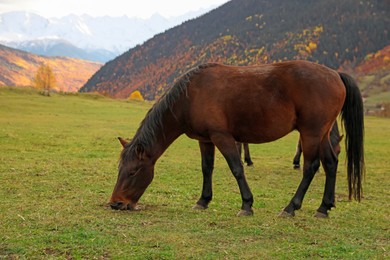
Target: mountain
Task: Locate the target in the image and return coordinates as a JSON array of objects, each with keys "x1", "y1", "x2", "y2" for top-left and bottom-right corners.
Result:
[
  {"x1": 0, "y1": 10, "x2": 214, "y2": 62},
  {"x1": 0, "y1": 44, "x2": 101, "y2": 92},
  {"x1": 7, "y1": 39, "x2": 115, "y2": 63},
  {"x1": 79, "y1": 0, "x2": 390, "y2": 100}
]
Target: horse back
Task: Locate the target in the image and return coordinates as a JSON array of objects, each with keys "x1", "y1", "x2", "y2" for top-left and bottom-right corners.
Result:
[{"x1": 184, "y1": 61, "x2": 345, "y2": 143}]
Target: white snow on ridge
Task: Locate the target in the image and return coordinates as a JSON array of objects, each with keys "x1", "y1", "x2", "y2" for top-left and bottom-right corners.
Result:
[{"x1": 0, "y1": 9, "x2": 210, "y2": 55}]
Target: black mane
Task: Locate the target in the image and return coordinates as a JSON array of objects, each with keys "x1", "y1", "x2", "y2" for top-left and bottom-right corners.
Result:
[{"x1": 121, "y1": 63, "x2": 217, "y2": 161}]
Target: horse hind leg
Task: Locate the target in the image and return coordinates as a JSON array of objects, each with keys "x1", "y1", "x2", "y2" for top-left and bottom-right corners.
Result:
[
  {"x1": 315, "y1": 136, "x2": 339, "y2": 218},
  {"x1": 280, "y1": 137, "x2": 320, "y2": 217},
  {"x1": 292, "y1": 137, "x2": 302, "y2": 169},
  {"x1": 194, "y1": 141, "x2": 215, "y2": 210},
  {"x1": 243, "y1": 143, "x2": 254, "y2": 166}
]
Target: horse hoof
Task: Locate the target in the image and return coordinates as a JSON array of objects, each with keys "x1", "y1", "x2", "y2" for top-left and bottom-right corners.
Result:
[
  {"x1": 278, "y1": 210, "x2": 295, "y2": 218},
  {"x1": 293, "y1": 164, "x2": 300, "y2": 170},
  {"x1": 237, "y1": 209, "x2": 254, "y2": 217},
  {"x1": 314, "y1": 211, "x2": 329, "y2": 218},
  {"x1": 192, "y1": 204, "x2": 207, "y2": 210}
]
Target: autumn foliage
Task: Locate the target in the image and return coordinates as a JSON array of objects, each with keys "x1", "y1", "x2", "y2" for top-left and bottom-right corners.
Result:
[
  {"x1": 128, "y1": 90, "x2": 144, "y2": 101},
  {"x1": 0, "y1": 44, "x2": 102, "y2": 92},
  {"x1": 33, "y1": 64, "x2": 56, "y2": 96}
]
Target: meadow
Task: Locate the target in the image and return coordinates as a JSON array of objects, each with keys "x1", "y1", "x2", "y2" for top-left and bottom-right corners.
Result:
[{"x1": 0, "y1": 87, "x2": 389, "y2": 259}]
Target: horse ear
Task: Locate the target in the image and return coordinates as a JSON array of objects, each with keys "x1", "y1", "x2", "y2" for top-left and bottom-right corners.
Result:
[
  {"x1": 339, "y1": 135, "x2": 344, "y2": 142},
  {"x1": 136, "y1": 144, "x2": 145, "y2": 160},
  {"x1": 118, "y1": 137, "x2": 128, "y2": 148}
]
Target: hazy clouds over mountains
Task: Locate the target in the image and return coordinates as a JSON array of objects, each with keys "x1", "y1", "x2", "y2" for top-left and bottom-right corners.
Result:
[{"x1": 0, "y1": 10, "x2": 209, "y2": 62}]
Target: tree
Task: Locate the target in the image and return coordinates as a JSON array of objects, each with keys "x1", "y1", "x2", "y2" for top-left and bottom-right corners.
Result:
[
  {"x1": 33, "y1": 64, "x2": 56, "y2": 96},
  {"x1": 128, "y1": 90, "x2": 144, "y2": 101}
]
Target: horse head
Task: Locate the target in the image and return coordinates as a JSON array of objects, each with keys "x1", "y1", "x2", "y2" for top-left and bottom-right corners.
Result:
[{"x1": 109, "y1": 137, "x2": 154, "y2": 210}]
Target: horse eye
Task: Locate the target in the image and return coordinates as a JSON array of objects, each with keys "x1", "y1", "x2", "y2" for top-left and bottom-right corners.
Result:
[
  {"x1": 128, "y1": 168, "x2": 141, "y2": 177},
  {"x1": 128, "y1": 171, "x2": 137, "y2": 177}
]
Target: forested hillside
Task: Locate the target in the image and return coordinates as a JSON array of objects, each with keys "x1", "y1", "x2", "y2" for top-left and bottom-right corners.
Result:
[
  {"x1": 0, "y1": 44, "x2": 101, "y2": 92},
  {"x1": 80, "y1": 0, "x2": 389, "y2": 100}
]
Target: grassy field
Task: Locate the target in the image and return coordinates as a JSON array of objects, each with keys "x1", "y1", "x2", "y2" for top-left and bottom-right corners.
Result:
[{"x1": 0, "y1": 87, "x2": 389, "y2": 259}]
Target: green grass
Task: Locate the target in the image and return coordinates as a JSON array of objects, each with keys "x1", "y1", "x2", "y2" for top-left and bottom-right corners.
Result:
[{"x1": 0, "y1": 87, "x2": 389, "y2": 259}]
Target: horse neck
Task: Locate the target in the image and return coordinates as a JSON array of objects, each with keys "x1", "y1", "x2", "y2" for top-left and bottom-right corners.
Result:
[
  {"x1": 134, "y1": 78, "x2": 190, "y2": 163},
  {"x1": 138, "y1": 106, "x2": 185, "y2": 163}
]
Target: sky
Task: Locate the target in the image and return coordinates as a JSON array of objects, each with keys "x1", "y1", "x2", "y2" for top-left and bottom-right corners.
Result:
[{"x1": 0, "y1": 0, "x2": 230, "y2": 19}]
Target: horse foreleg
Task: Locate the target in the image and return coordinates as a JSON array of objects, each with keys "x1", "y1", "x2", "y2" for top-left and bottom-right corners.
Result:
[
  {"x1": 212, "y1": 134, "x2": 254, "y2": 216},
  {"x1": 292, "y1": 137, "x2": 302, "y2": 169},
  {"x1": 243, "y1": 143, "x2": 254, "y2": 166},
  {"x1": 316, "y1": 137, "x2": 338, "y2": 218},
  {"x1": 194, "y1": 141, "x2": 215, "y2": 210},
  {"x1": 281, "y1": 139, "x2": 320, "y2": 217}
]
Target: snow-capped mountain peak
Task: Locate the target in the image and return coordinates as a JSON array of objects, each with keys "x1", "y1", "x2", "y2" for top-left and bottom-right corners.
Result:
[{"x1": 0, "y1": 9, "x2": 211, "y2": 62}]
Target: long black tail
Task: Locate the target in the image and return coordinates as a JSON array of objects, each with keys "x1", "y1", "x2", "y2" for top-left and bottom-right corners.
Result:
[{"x1": 339, "y1": 72, "x2": 365, "y2": 201}]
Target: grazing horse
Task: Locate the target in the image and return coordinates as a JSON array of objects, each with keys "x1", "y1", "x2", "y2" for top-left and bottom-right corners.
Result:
[{"x1": 110, "y1": 61, "x2": 364, "y2": 218}]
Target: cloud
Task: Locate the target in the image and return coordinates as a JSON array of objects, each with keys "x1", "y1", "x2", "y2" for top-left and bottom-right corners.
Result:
[{"x1": 0, "y1": 0, "x2": 229, "y2": 18}]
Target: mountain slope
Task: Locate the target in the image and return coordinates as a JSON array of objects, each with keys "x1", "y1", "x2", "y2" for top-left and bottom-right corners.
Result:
[
  {"x1": 80, "y1": 0, "x2": 389, "y2": 100},
  {"x1": 0, "y1": 44, "x2": 101, "y2": 92}
]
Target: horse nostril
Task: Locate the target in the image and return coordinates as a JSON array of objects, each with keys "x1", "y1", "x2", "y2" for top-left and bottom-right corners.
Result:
[{"x1": 110, "y1": 202, "x2": 124, "y2": 210}]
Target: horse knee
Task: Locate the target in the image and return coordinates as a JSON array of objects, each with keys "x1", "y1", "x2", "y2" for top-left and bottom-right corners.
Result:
[
  {"x1": 303, "y1": 158, "x2": 320, "y2": 175},
  {"x1": 311, "y1": 159, "x2": 320, "y2": 172},
  {"x1": 230, "y1": 165, "x2": 245, "y2": 179}
]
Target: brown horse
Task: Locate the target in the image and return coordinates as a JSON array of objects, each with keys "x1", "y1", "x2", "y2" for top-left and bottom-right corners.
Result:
[
  {"x1": 237, "y1": 121, "x2": 343, "y2": 168},
  {"x1": 110, "y1": 61, "x2": 364, "y2": 218}
]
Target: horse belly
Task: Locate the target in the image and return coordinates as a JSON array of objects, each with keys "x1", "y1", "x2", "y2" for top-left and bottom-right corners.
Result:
[{"x1": 232, "y1": 110, "x2": 296, "y2": 144}]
